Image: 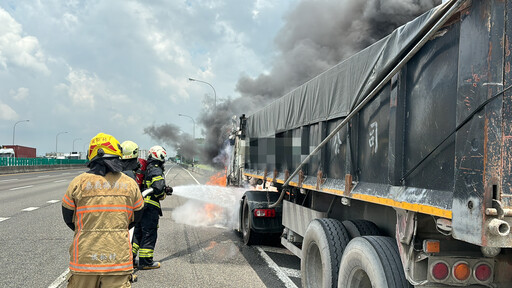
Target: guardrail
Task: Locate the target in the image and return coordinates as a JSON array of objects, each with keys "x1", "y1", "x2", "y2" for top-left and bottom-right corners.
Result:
[{"x1": 0, "y1": 157, "x2": 88, "y2": 167}]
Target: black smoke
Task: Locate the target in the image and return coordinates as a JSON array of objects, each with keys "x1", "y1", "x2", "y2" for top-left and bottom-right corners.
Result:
[{"x1": 146, "y1": 0, "x2": 442, "y2": 166}]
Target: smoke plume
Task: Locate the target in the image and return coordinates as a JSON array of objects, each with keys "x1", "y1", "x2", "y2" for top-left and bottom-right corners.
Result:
[{"x1": 146, "y1": 0, "x2": 441, "y2": 165}]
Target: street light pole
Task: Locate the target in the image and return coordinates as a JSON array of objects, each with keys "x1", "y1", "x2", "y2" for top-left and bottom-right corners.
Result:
[
  {"x1": 12, "y1": 120, "x2": 30, "y2": 145},
  {"x1": 188, "y1": 78, "x2": 216, "y2": 109},
  {"x1": 73, "y1": 138, "x2": 82, "y2": 152},
  {"x1": 178, "y1": 113, "x2": 196, "y2": 140},
  {"x1": 56, "y1": 131, "x2": 68, "y2": 154}
]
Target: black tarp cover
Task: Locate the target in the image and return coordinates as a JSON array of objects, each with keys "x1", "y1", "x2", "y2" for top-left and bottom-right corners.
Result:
[{"x1": 246, "y1": 2, "x2": 452, "y2": 138}]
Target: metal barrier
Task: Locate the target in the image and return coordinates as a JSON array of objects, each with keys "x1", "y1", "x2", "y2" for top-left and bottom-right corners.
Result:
[{"x1": 0, "y1": 157, "x2": 88, "y2": 166}]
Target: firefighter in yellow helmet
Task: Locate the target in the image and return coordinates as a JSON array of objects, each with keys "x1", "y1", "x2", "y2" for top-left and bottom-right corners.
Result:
[
  {"x1": 61, "y1": 133, "x2": 144, "y2": 287},
  {"x1": 132, "y1": 145, "x2": 172, "y2": 270}
]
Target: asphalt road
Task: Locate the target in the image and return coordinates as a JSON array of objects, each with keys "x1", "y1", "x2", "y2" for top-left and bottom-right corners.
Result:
[{"x1": 0, "y1": 165, "x2": 301, "y2": 288}]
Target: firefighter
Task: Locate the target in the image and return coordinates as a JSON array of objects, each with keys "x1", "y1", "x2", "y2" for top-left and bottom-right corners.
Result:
[
  {"x1": 120, "y1": 140, "x2": 143, "y2": 279},
  {"x1": 132, "y1": 145, "x2": 173, "y2": 270},
  {"x1": 61, "y1": 133, "x2": 144, "y2": 288}
]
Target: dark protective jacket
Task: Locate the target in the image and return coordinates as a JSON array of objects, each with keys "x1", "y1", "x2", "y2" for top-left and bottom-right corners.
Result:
[{"x1": 143, "y1": 159, "x2": 167, "y2": 215}]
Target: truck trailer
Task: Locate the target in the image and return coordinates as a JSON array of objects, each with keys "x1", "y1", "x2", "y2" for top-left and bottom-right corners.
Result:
[
  {"x1": 2, "y1": 145, "x2": 37, "y2": 158},
  {"x1": 226, "y1": 0, "x2": 512, "y2": 287}
]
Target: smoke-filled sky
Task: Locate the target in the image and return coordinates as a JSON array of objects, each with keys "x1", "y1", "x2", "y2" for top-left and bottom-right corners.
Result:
[{"x1": 0, "y1": 0, "x2": 441, "y2": 162}]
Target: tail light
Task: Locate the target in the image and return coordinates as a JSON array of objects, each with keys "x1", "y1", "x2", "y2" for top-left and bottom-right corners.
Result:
[
  {"x1": 474, "y1": 263, "x2": 492, "y2": 282},
  {"x1": 254, "y1": 209, "x2": 276, "y2": 217},
  {"x1": 431, "y1": 261, "x2": 449, "y2": 281},
  {"x1": 453, "y1": 261, "x2": 471, "y2": 281}
]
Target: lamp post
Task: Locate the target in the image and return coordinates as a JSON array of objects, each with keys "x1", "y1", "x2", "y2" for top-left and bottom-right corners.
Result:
[
  {"x1": 12, "y1": 119, "x2": 29, "y2": 145},
  {"x1": 178, "y1": 113, "x2": 196, "y2": 140},
  {"x1": 188, "y1": 77, "x2": 216, "y2": 109},
  {"x1": 56, "y1": 131, "x2": 68, "y2": 154},
  {"x1": 73, "y1": 138, "x2": 82, "y2": 152}
]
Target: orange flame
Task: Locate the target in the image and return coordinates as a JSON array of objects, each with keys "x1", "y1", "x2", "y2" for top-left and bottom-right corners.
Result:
[{"x1": 206, "y1": 171, "x2": 227, "y2": 186}]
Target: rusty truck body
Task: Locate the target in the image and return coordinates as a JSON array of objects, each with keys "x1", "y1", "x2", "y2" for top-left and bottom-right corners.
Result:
[{"x1": 227, "y1": 0, "x2": 512, "y2": 287}]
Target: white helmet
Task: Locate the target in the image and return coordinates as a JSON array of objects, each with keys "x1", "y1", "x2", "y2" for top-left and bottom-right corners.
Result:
[{"x1": 148, "y1": 145, "x2": 167, "y2": 162}]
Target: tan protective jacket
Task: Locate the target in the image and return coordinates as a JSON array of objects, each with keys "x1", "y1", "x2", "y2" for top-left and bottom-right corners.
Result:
[{"x1": 62, "y1": 172, "x2": 143, "y2": 275}]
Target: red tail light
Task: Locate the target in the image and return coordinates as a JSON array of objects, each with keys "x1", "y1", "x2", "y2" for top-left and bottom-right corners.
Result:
[
  {"x1": 431, "y1": 261, "x2": 449, "y2": 281},
  {"x1": 253, "y1": 209, "x2": 276, "y2": 217},
  {"x1": 474, "y1": 263, "x2": 492, "y2": 282}
]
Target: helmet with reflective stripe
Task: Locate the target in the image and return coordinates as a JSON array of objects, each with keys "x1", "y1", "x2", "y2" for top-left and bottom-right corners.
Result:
[
  {"x1": 87, "y1": 133, "x2": 123, "y2": 161},
  {"x1": 148, "y1": 145, "x2": 167, "y2": 162},
  {"x1": 121, "y1": 140, "x2": 139, "y2": 160}
]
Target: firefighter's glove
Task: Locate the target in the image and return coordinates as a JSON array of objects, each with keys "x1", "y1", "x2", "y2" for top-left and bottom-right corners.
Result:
[{"x1": 165, "y1": 185, "x2": 173, "y2": 195}]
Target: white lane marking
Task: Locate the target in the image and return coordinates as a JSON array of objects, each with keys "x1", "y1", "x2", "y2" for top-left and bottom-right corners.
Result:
[
  {"x1": 0, "y1": 179, "x2": 18, "y2": 183},
  {"x1": 177, "y1": 166, "x2": 200, "y2": 184},
  {"x1": 22, "y1": 207, "x2": 39, "y2": 212},
  {"x1": 47, "y1": 200, "x2": 60, "y2": 204},
  {"x1": 48, "y1": 268, "x2": 69, "y2": 288},
  {"x1": 38, "y1": 175, "x2": 50, "y2": 178},
  {"x1": 54, "y1": 179, "x2": 67, "y2": 183},
  {"x1": 9, "y1": 185, "x2": 33, "y2": 191},
  {"x1": 281, "y1": 267, "x2": 301, "y2": 278},
  {"x1": 61, "y1": 172, "x2": 70, "y2": 175},
  {"x1": 256, "y1": 246, "x2": 298, "y2": 288},
  {"x1": 260, "y1": 246, "x2": 296, "y2": 255},
  {"x1": 0, "y1": 217, "x2": 10, "y2": 222}
]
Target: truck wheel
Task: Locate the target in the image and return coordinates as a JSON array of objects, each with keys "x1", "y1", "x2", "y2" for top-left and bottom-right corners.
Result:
[
  {"x1": 301, "y1": 218, "x2": 350, "y2": 288},
  {"x1": 337, "y1": 236, "x2": 411, "y2": 288},
  {"x1": 342, "y1": 220, "x2": 381, "y2": 238},
  {"x1": 242, "y1": 197, "x2": 260, "y2": 245}
]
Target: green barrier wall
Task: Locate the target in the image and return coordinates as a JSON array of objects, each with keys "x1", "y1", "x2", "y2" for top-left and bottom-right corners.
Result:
[{"x1": 0, "y1": 157, "x2": 88, "y2": 166}]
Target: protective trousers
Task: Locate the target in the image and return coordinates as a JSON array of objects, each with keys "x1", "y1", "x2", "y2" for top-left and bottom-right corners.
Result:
[
  {"x1": 132, "y1": 204, "x2": 159, "y2": 267},
  {"x1": 67, "y1": 274, "x2": 131, "y2": 288}
]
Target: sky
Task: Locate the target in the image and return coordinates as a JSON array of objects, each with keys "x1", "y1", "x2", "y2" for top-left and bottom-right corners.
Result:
[
  {"x1": 0, "y1": 0, "x2": 298, "y2": 157},
  {"x1": 0, "y1": 0, "x2": 441, "y2": 162}
]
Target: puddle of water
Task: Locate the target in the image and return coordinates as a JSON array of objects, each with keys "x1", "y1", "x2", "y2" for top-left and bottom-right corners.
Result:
[{"x1": 171, "y1": 185, "x2": 246, "y2": 229}]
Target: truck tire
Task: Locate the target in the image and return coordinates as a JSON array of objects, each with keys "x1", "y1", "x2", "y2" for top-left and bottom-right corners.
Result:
[
  {"x1": 342, "y1": 220, "x2": 381, "y2": 238},
  {"x1": 337, "y1": 236, "x2": 412, "y2": 288},
  {"x1": 242, "y1": 197, "x2": 260, "y2": 245},
  {"x1": 301, "y1": 218, "x2": 350, "y2": 288}
]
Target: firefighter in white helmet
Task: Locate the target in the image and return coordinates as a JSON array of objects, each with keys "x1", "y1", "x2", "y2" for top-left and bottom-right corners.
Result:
[
  {"x1": 132, "y1": 145, "x2": 172, "y2": 270},
  {"x1": 62, "y1": 133, "x2": 143, "y2": 287}
]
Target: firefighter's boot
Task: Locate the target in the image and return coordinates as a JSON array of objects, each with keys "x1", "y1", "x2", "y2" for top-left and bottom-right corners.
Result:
[{"x1": 139, "y1": 261, "x2": 161, "y2": 270}]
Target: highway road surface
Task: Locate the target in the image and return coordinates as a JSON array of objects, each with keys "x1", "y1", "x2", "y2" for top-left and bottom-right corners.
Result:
[{"x1": 0, "y1": 165, "x2": 301, "y2": 288}]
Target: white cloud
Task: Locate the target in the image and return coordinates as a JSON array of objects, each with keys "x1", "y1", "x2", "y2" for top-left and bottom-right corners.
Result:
[
  {"x1": 10, "y1": 87, "x2": 29, "y2": 101},
  {"x1": 0, "y1": 100, "x2": 18, "y2": 120},
  {"x1": 252, "y1": 0, "x2": 274, "y2": 19},
  {"x1": 60, "y1": 69, "x2": 129, "y2": 109},
  {"x1": 155, "y1": 68, "x2": 190, "y2": 102},
  {"x1": 0, "y1": 7, "x2": 49, "y2": 74}
]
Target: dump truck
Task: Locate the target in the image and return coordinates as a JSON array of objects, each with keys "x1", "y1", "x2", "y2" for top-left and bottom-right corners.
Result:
[{"x1": 226, "y1": 0, "x2": 512, "y2": 287}]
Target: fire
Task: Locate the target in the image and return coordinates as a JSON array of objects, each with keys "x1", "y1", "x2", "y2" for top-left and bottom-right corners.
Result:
[
  {"x1": 206, "y1": 171, "x2": 227, "y2": 186},
  {"x1": 204, "y1": 203, "x2": 222, "y2": 219}
]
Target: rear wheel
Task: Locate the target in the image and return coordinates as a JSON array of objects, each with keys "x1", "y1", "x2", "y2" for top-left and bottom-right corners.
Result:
[
  {"x1": 342, "y1": 220, "x2": 381, "y2": 238},
  {"x1": 337, "y1": 236, "x2": 412, "y2": 288},
  {"x1": 242, "y1": 197, "x2": 259, "y2": 245},
  {"x1": 301, "y1": 218, "x2": 350, "y2": 288}
]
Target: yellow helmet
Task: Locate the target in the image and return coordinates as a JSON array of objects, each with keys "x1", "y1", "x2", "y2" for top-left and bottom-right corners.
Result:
[
  {"x1": 121, "y1": 140, "x2": 139, "y2": 160},
  {"x1": 87, "y1": 133, "x2": 123, "y2": 161}
]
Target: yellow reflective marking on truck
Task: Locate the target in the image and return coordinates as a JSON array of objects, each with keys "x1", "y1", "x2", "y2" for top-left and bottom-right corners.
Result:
[{"x1": 243, "y1": 173, "x2": 453, "y2": 219}]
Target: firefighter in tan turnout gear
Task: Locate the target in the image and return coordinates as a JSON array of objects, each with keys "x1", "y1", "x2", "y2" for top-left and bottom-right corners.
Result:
[
  {"x1": 132, "y1": 145, "x2": 172, "y2": 270},
  {"x1": 61, "y1": 133, "x2": 144, "y2": 288}
]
